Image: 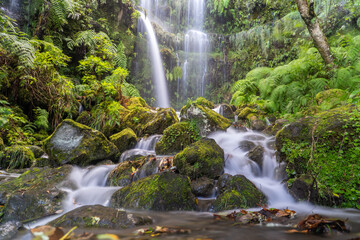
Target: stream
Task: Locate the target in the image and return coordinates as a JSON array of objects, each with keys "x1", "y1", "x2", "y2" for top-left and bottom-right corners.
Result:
[{"x1": 15, "y1": 128, "x2": 360, "y2": 240}]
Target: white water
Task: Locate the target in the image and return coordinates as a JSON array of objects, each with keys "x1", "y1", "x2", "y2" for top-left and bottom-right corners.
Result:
[
  {"x1": 209, "y1": 128, "x2": 295, "y2": 207},
  {"x1": 119, "y1": 134, "x2": 162, "y2": 162},
  {"x1": 138, "y1": 11, "x2": 170, "y2": 108}
]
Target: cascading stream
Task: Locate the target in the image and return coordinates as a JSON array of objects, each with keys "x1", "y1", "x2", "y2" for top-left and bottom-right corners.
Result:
[{"x1": 209, "y1": 128, "x2": 295, "y2": 207}]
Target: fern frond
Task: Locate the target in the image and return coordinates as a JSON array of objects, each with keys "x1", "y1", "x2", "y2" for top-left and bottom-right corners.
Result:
[{"x1": 122, "y1": 82, "x2": 140, "y2": 97}]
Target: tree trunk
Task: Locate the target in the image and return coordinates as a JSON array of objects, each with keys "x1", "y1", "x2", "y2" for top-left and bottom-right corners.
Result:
[{"x1": 296, "y1": 0, "x2": 334, "y2": 65}]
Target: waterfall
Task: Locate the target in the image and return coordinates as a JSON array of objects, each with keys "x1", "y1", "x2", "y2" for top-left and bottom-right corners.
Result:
[
  {"x1": 182, "y1": 0, "x2": 209, "y2": 100},
  {"x1": 138, "y1": 11, "x2": 170, "y2": 108},
  {"x1": 120, "y1": 134, "x2": 162, "y2": 162}
]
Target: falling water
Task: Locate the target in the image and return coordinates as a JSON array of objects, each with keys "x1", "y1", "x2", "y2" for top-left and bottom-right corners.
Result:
[
  {"x1": 138, "y1": 11, "x2": 170, "y2": 108},
  {"x1": 182, "y1": 0, "x2": 209, "y2": 99},
  {"x1": 209, "y1": 128, "x2": 295, "y2": 207}
]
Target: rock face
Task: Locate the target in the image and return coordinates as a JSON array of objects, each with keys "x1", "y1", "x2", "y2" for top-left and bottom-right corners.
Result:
[
  {"x1": 0, "y1": 166, "x2": 72, "y2": 222},
  {"x1": 217, "y1": 104, "x2": 235, "y2": 119},
  {"x1": 155, "y1": 122, "x2": 200, "y2": 155},
  {"x1": 246, "y1": 145, "x2": 264, "y2": 168},
  {"x1": 174, "y1": 138, "x2": 224, "y2": 180},
  {"x1": 213, "y1": 174, "x2": 267, "y2": 211},
  {"x1": 44, "y1": 119, "x2": 118, "y2": 166},
  {"x1": 107, "y1": 158, "x2": 147, "y2": 187},
  {"x1": 49, "y1": 205, "x2": 152, "y2": 228},
  {"x1": 0, "y1": 221, "x2": 23, "y2": 240},
  {"x1": 180, "y1": 103, "x2": 231, "y2": 137},
  {"x1": 110, "y1": 128, "x2": 137, "y2": 154},
  {"x1": 110, "y1": 172, "x2": 197, "y2": 211},
  {"x1": 0, "y1": 145, "x2": 35, "y2": 169}
]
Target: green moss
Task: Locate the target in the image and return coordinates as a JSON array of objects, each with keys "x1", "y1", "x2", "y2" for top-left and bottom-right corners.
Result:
[
  {"x1": 76, "y1": 111, "x2": 92, "y2": 126},
  {"x1": 155, "y1": 122, "x2": 200, "y2": 155},
  {"x1": 0, "y1": 137, "x2": 4, "y2": 151},
  {"x1": 110, "y1": 172, "x2": 197, "y2": 211},
  {"x1": 107, "y1": 158, "x2": 146, "y2": 187},
  {"x1": 238, "y1": 107, "x2": 257, "y2": 119},
  {"x1": 173, "y1": 138, "x2": 224, "y2": 180},
  {"x1": 109, "y1": 128, "x2": 137, "y2": 154},
  {"x1": 0, "y1": 145, "x2": 35, "y2": 169},
  {"x1": 315, "y1": 89, "x2": 349, "y2": 110},
  {"x1": 126, "y1": 97, "x2": 149, "y2": 110},
  {"x1": 213, "y1": 174, "x2": 267, "y2": 211}
]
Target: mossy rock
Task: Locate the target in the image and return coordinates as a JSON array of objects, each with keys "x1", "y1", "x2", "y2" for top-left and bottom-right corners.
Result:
[
  {"x1": 110, "y1": 172, "x2": 197, "y2": 211},
  {"x1": 213, "y1": 174, "x2": 267, "y2": 211},
  {"x1": 276, "y1": 105, "x2": 360, "y2": 207},
  {"x1": 107, "y1": 158, "x2": 146, "y2": 187},
  {"x1": 0, "y1": 145, "x2": 35, "y2": 169},
  {"x1": 44, "y1": 119, "x2": 118, "y2": 166},
  {"x1": 126, "y1": 97, "x2": 149, "y2": 110},
  {"x1": 0, "y1": 166, "x2": 72, "y2": 222},
  {"x1": 75, "y1": 111, "x2": 92, "y2": 126},
  {"x1": 173, "y1": 138, "x2": 224, "y2": 180},
  {"x1": 142, "y1": 108, "x2": 179, "y2": 136},
  {"x1": 155, "y1": 122, "x2": 200, "y2": 155},
  {"x1": 28, "y1": 145, "x2": 45, "y2": 159},
  {"x1": 238, "y1": 107, "x2": 257, "y2": 119},
  {"x1": 190, "y1": 177, "x2": 215, "y2": 197},
  {"x1": 193, "y1": 97, "x2": 215, "y2": 109},
  {"x1": 110, "y1": 128, "x2": 137, "y2": 154},
  {"x1": 217, "y1": 104, "x2": 234, "y2": 119},
  {"x1": 315, "y1": 89, "x2": 348, "y2": 110},
  {"x1": 180, "y1": 103, "x2": 231, "y2": 137},
  {"x1": 49, "y1": 205, "x2": 152, "y2": 228}
]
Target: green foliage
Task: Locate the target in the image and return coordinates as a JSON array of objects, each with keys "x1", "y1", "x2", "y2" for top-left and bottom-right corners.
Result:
[{"x1": 34, "y1": 107, "x2": 49, "y2": 131}]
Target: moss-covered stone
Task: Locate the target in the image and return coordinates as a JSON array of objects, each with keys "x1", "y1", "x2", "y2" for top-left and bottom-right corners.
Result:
[
  {"x1": 49, "y1": 205, "x2": 152, "y2": 228},
  {"x1": 110, "y1": 128, "x2": 137, "y2": 154},
  {"x1": 75, "y1": 111, "x2": 92, "y2": 126},
  {"x1": 110, "y1": 172, "x2": 197, "y2": 211},
  {"x1": 122, "y1": 107, "x2": 179, "y2": 137},
  {"x1": 107, "y1": 158, "x2": 146, "y2": 187},
  {"x1": 315, "y1": 89, "x2": 348, "y2": 110},
  {"x1": 193, "y1": 97, "x2": 215, "y2": 109},
  {"x1": 0, "y1": 166, "x2": 72, "y2": 223},
  {"x1": 155, "y1": 122, "x2": 200, "y2": 155},
  {"x1": 180, "y1": 103, "x2": 231, "y2": 137},
  {"x1": 0, "y1": 145, "x2": 35, "y2": 169},
  {"x1": 173, "y1": 138, "x2": 224, "y2": 180},
  {"x1": 28, "y1": 145, "x2": 45, "y2": 159},
  {"x1": 126, "y1": 97, "x2": 149, "y2": 110},
  {"x1": 213, "y1": 174, "x2": 267, "y2": 211},
  {"x1": 275, "y1": 105, "x2": 360, "y2": 208},
  {"x1": 217, "y1": 104, "x2": 235, "y2": 119},
  {"x1": 238, "y1": 107, "x2": 257, "y2": 119},
  {"x1": 44, "y1": 119, "x2": 118, "y2": 166}
]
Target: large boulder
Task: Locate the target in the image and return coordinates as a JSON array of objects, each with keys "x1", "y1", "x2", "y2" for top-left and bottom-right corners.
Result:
[
  {"x1": 275, "y1": 105, "x2": 360, "y2": 207},
  {"x1": 49, "y1": 205, "x2": 152, "y2": 228},
  {"x1": 190, "y1": 177, "x2": 215, "y2": 197},
  {"x1": 213, "y1": 174, "x2": 267, "y2": 211},
  {"x1": 0, "y1": 145, "x2": 35, "y2": 169},
  {"x1": 216, "y1": 104, "x2": 235, "y2": 119},
  {"x1": 180, "y1": 103, "x2": 231, "y2": 137},
  {"x1": 107, "y1": 158, "x2": 147, "y2": 187},
  {"x1": 246, "y1": 145, "x2": 264, "y2": 168},
  {"x1": 0, "y1": 221, "x2": 23, "y2": 240},
  {"x1": 0, "y1": 166, "x2": 72, "y2": 223},
  {"x1": 44, "y1": 119, "x2": 118, "y2": 166},
  {"x1": 110, "y1": 172, "x2": 197, "y2": 211},
  {"x1": 155, "y1": 122, "x2": 200, "y2": 155},
  {"x1": 122, "y1": 107, "x2": 179, "y2": 137},
  {"x1": 173, "y1": 138, "x2": 224, "y2": 180},
  {"x1": 109, "y1": 128, "x2": 137, "y2": 154}
]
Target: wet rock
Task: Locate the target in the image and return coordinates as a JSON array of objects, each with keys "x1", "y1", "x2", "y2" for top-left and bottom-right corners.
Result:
[
  {"x1": 107, "y1": 158, "x2": 147, "y2": 187},
  {"x1": 28, "y1": 145, "x2": 45, "y2": 158},
  {"x1": 246, "y1": 145, "x2": 264, "y2": 168},
  {"x1": 190, "y1": 177, "x2": 215, "y2": 197},
  {"x1": 288, "y1": 175, "x2": 321, "y2": 203},
  {"x1": 132, "y1": 156, "x2": 160, "y2": 182},
  {"x1": 250, "y1": 119, "x2": 266, "y2": 131},
  {"x1": 237, "y1": 107, "x2": 257, "y2": 119},
  {"x1": 122, "y1": 107, "x2": 178, "y2": 137},
  {"x1": 216, "y1": 104, "x2": 235, "y2": 119},
  {"x1": 110, "y1": 172, "x2": 197, "y2": 211},
  {"x1": 238, "y1": 140, "x2": 256, "y2": 152},
  {"x1": 110, "y1": 128, "x2": 137, "y2": 155},
  {"x1": 180, "y1": 103, "x2": 231, "y2": 137},
  {"x1": 155, "y1": 122, "x2": 200, "y2": 155},
  {"x1": 44, "y1": 119, "x2": 118, "y2": 166},
  {"x1": 0, "y1": 166, "x2": 72, "y2": 222},
  {"x1": 174, "y1": 138, "x2": 224, "y2": 180},
  {"x1": 213, "y1": 174, "x2": 267, "y2": 211},
  {"x1": 0, "y1": 221, "x2": 23, "y2": 240},
  {"x1": 0, "y1": 145, "x2": 35, "y2": 169},
  {"x1": 49, "y1": 205, "x2": 152, "y2": 228}
]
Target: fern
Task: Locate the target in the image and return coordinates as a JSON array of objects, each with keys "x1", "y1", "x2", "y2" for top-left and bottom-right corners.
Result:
[
  {"x1": 122, "y1": 82, "x2": 140, "y2": 97},
  {"x1": 34, "y1": 107, "x2": 49, "y2": 131},
  {"x1": 113, "y1": 42, "x2": 127, "y2": 68}
]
